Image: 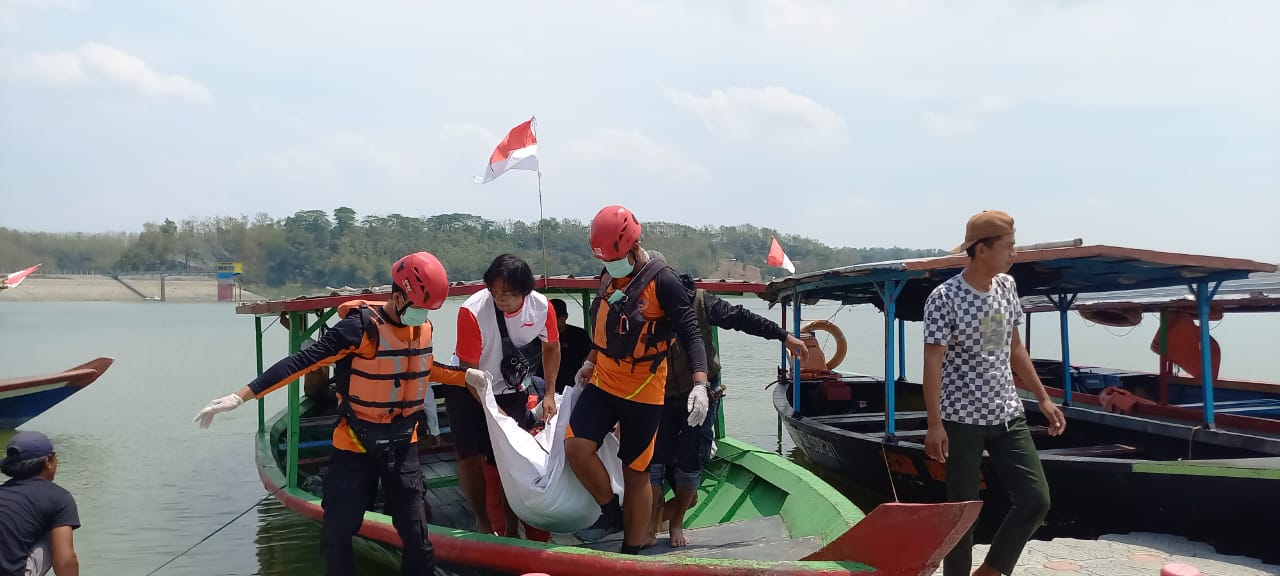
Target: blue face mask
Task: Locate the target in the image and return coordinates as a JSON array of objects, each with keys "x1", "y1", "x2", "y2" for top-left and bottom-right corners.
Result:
[
  {"x1": 400, "y1": 306, "x2": 429, "y2": 326},
  {"x1": 603, "y1": 256, "x2": 635, "y2": 278}
]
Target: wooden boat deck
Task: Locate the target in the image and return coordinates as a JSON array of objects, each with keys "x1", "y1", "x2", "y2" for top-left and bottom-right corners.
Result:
[
  {"x1": 316, "y1": 443, "x2": 830, "y2": 557},
  {"x1": 555, "y1": 515, "x2": 825, "y2": 561}
]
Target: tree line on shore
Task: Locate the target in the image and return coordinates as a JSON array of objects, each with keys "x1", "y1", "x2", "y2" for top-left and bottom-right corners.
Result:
[{"x1": 0, "y1": 208, "x2": 943, "y2": 291}]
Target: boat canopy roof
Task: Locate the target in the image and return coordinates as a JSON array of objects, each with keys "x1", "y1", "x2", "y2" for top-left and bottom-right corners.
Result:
[
  {"x1": 1022, "y1": 271, "x2": 1280, "y2": 315},
  {"x1": 236, "y1": 275, "x2": 765, "y2": 315},
  {"x1": 759, "y1": 243, "x2": 1276, "y2": 322}
]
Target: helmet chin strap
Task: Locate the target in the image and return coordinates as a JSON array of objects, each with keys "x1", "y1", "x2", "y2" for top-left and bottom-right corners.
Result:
[{"x1": 390, "y1": 293, "x2": 411, "y2": 322}]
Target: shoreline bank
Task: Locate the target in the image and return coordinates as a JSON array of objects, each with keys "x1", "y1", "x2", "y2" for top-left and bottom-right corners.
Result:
[{"x1": 0, "y1": 275, "x2": 263, "y2": 302}]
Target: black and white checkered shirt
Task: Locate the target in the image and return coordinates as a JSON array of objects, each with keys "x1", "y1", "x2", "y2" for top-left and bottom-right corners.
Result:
[{"x1": 923, "y1": 272, "x2": 1025, "y2": 425}]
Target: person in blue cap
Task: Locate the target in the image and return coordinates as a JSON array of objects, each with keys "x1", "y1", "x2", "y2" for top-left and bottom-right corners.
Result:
[{"x1": 0, "y1": 431, "x2": 80, "y2": 576}]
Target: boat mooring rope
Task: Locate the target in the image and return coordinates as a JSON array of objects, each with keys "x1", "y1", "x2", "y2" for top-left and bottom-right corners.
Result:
[
  {"x1": 144, "y1": 484, "x2": 286, "y2": 576},
  {"x1": 879, "y1": 442, "x2": 901, "y2": 502}
]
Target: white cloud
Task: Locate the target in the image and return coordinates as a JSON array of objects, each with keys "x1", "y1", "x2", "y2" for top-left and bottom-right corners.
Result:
[
  {"x1": 920, "y1": 94, "x2": 1016, "y2": 136},
  {"x1": 441, "y1": 123, "x2": 501, "y2": 147},
  {"x1": 0, "y1": 51, "x2": 87, "y2": 84},
  {"x1": 970, "y1": 94, "x2": 1012, "y2": 115},
  {"x1": 557, "y1": 128, "x2": 711, "y2": 185},
  {"x1": 250, "y1": 131, "x2": 418, "y2": 184},
  {"x1": 747, "y1": 0, "x2": 1279, "y2": 107},
  {"x1": 920, "y1": 112, "x2": 981, "y2": 136},
  {"x1": 0, "y1": 43, "x2": 212, "y2": 103},
  {"x1": 666, "y1": 85, "x2": 846, "y2": 148}
]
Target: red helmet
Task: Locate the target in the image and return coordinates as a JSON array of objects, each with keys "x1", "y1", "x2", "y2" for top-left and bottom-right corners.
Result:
[
  {"x1": 391, "y1": 252, "x2": 449, "y2": 309},
  {"x1": 589, "y1": 205, "x2": 642, "y2": 261}
]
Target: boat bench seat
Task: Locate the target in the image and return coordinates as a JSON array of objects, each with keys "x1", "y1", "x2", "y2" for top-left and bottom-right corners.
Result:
[{"x1": 1037, "y1": 443, "x2": 1140, "y2": 458}]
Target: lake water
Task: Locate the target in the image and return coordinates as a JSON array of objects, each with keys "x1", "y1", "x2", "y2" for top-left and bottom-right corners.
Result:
[{"x1": 1, "y1": 296, "x2": 1275, "y2": 574}]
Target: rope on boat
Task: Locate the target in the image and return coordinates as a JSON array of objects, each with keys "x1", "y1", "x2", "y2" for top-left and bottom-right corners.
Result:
[
  {"x1": 879, "y1": 442, "x2": 901, "y2": 503},
  {"x1": 143, "y1": 484, "x2": 287, "y2": 576}
]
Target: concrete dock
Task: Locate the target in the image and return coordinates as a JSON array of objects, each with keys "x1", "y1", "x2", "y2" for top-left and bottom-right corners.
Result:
[{"x1": 933, "y1": 533, "x2": 1278, "y2": 576}]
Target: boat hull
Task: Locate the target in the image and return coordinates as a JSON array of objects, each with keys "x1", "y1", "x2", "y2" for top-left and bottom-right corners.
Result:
[
  {"x1": 256, "y1": 404, "x2": 980, "y2": 576},
  {"x1": 0, "y1": 357, "x2": 113, "y2": 429},
  {"x1": 774, "y1": 384, "x2": 1280, "y2": 564}
]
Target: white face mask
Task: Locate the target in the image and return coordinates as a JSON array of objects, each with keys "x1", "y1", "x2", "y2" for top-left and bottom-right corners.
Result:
[
  {"x1": 603, "y1": 256, "x2": 635, "y2": 278},
  {"x1": 400, "y1": 306, "x2": 429, "y2": 326}
]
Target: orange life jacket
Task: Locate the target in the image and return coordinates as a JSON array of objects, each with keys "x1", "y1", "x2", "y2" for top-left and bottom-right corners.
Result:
[{"x1": 334, "y1": 300, "x2": 434, "y2": 452}]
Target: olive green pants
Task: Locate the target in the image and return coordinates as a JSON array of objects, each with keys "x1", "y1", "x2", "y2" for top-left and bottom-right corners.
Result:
[{"x1": 943, "y1": 416, "x2": 1051, "y2": 576}]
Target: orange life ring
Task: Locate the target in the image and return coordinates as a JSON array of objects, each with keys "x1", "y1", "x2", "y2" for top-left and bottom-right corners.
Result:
[
  {"x1": 1080, "y1": 307, "x2": 1143, "y2": 328},
  {"x1": 797, "y1": 320, "x2": 847, "y2": 371}
]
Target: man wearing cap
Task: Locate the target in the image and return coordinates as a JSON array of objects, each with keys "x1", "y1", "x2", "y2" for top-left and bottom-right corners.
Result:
[
  {"x1": 0, "y1": 431, "x2": 80, "y2": 576},
  {"x1": 922, "y1": 210, "x2": 1066, "y2": 576}
]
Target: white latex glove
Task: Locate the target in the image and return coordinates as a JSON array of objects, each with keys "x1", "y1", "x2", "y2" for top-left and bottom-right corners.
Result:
[
  {"x1": 193, "y1": 393, "x2": 244, "y2": 429},
  {"x1": 574, "y1": 361, "x2": 595, "y2": 386},
  {"x1": 465, "y1": 368, "x2": 489, "y2": 390},
  {"x1": 687, "y1": 383, "x2": 709, "y2": 427}
]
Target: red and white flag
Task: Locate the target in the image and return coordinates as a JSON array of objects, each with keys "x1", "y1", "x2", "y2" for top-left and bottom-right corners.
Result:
[
  {"x1": 474, "y1": 117, "x2": 539, "y2": 184},
  {"x1": 767, "y1": 237, "x2": 795, "y2": 274},
  {"x1": 1, "y1": 263, "x2": 41, "y2": 290}
]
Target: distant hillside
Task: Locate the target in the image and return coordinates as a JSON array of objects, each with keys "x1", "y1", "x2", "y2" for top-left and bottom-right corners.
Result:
[{"x1": 0, "y1": 208, "x2": 945, "y2": 290}]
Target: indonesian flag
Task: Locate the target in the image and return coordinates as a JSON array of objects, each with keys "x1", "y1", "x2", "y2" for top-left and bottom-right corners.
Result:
[
  {"x1": 767, "y1": 237, "x2": 795, "y2": 274},
  {"x1": 1, "y1": 263, "x2": 41, "y2": 290},
  {"x1": 474, "y1": 117, "x2": 539, "y2": 184}
]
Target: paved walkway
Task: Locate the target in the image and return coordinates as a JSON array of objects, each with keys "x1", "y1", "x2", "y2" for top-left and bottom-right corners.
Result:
[{"x1": 932, "y1": 533, "x2": 1279, "y2": 576}]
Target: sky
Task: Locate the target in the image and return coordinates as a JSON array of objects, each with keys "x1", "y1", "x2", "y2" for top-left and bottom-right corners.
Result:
[{"x1": 1, "y1": 0, "x2": 1277, "y2": 261}]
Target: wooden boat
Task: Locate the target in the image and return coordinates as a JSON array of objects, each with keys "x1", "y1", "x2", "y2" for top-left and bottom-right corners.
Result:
[
  {"x1": 237, "y1": 277, "x2": 981, "y2": 576},
  {"x1": 759, "y1": 242, "x2": 1280, "y2": 563},
  {"x1": 0, "y1": 357, "x2": 114, "y2": 429}
]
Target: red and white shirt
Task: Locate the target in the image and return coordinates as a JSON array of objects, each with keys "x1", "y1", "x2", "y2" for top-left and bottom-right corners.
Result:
[{"x1": 456, "y1": 289, "x2": 559, "y2": 395}]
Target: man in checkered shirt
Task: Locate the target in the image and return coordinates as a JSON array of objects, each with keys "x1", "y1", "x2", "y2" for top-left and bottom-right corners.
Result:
[{"x1": 922, "y1": 210, "x2": 1067, "y2": 576}]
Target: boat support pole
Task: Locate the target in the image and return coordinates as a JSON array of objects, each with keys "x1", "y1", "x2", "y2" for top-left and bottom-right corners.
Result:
[
  {"x1": 792, "y1": 294, "x2": 803, "y2": 418},
  {"x1": 778, "y1": 301, "x2": 787, "y2": 451},
  {"x1": 256, "y1": 315, "x2": 265, "y2": 435},
  {"x1": 897, "y1": 318, "x2": 906, "y2": 382},
  {"x1": 780, "y1": 302, "x2": 788, "y2": 371},
  {"x1": 1192, "y1": 281, "x2": 1222, "y2": 429},
  {"x1": 876, "y1": 280, "x2": 907, "y2": 438},
  {"x1": 286, "y1": 311, "x2": 306, "y2": 490},
  {"x1": 1049, "y1": 293, "x2": 1077, "y2": 407},
  {"x1": 1024, "y1": 312, "x2": 1032, "y2": 353},
  {"x1": 712, "y1": 325, "x2": 725, "y2": 440},
  {"x1": 1157, "y1": 311, "x2": 1170, "y2": 405}
]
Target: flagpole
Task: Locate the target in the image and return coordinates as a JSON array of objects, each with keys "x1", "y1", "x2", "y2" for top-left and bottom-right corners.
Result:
[{"x1": 537, "y1": 170, "x2": 549, "y2": 286}]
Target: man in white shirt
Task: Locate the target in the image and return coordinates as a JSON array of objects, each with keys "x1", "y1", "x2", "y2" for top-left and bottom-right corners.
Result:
[{"x1": 446, "y1": 253, "x2": 560, "y2": 536}]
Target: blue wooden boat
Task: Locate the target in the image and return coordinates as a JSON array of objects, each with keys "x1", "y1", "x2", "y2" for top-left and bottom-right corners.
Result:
[
  {"x1": 0, "y1": 357, "x2": 114, "y2": 429},
  {"x1": 759, "y1": 242, "x2": 1280, "y2": 562},
  {"x1": 1021, "y1": 272, "x2": 1280, "y2": 419}
]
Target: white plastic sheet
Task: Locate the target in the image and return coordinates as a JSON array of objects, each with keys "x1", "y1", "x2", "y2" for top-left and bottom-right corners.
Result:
[{"x1": 468, "y1": 371, "x2": 627, "y2": 533}]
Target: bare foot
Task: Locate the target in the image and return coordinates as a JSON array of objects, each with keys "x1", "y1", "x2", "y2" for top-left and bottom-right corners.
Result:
[
  {"x1": 641, "y1": 534, "x2": 658, "y2": 548},
  {"x1": 474, "y1": 516, "x2": 495, "y2": 535},
  {"x1": 669, "y1": 525, "x2": 688, "y2": 548}
]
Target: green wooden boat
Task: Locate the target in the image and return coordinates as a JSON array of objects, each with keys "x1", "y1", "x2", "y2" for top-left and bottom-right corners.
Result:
[{"x1": 240, "y1": 277, "x2": 979, "y2": 575}]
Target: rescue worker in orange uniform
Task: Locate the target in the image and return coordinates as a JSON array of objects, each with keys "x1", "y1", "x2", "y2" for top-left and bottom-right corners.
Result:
[
  {"x1": 193, "y1": 252, "x2": 486, "y2": 576},
  {"x1": 566, "y1": 205, "x2": 711, "y2": 554}
]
